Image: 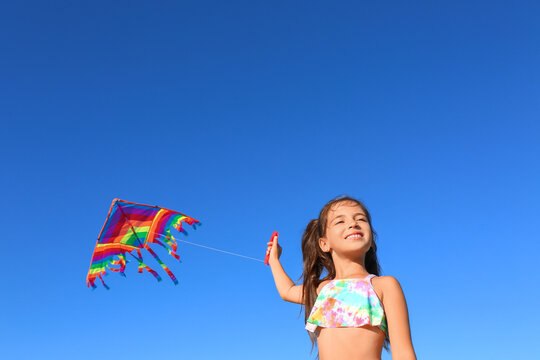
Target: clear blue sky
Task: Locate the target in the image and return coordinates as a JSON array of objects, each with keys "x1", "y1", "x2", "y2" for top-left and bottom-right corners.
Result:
[{"x1": 1, "y1": 1, "x2": 539, "y2": 359}]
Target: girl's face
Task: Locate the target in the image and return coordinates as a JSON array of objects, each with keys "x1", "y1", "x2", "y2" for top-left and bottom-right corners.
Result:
[{"x1": 319, "y1": 201, "x2": 372, "y2": 257}]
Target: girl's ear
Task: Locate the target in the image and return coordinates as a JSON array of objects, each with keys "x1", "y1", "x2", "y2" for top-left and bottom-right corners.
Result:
[{"x1": 319, "y1": 237, "x2": 330, "y2": 252}]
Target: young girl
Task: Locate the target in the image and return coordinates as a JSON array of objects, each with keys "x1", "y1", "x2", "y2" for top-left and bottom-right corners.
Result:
[{"x1": 266, "y1": 196, "x2": 416, "y2": 360}]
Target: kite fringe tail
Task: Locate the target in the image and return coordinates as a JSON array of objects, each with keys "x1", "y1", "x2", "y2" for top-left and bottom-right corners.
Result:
[
  {"x1": 143, "y1": 244, "x2": 178, "y2": 285},
  {"x1": 109, "y1": 254, "x2": 127, "y2": 274},
  {"x1": 98, "y1": 273, "x2": 110, "y2": 290},
  {"x1": 154, "y1": 237, "x2": 181, "y2": 261},
  {"x1": 131, "y1": 250, "x2": 162, "y2": 282}
]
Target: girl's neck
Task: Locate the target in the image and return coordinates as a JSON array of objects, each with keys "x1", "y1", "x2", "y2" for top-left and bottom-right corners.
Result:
[
  {"x1": 332, "y1": 255, "x2": 368, "y2": 279},
  {"x1": 334, "y1": 271, "x2": 370, "y2": 279}
]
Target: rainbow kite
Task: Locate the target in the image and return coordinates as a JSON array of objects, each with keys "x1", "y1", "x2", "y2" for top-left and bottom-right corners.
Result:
[{"x1": 87, "y1": 198, "x2": 200, "y2": 289}]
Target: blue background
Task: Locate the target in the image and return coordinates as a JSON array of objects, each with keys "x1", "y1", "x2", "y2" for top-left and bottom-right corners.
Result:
[{"x1": 1, "y1": 1, "x2": 539, "y2": 359}]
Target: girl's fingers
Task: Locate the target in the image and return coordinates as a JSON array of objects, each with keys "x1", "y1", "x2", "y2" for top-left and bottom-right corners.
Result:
[{"x1": 265, "y1": 234, "x2": 280, "y2": 259}]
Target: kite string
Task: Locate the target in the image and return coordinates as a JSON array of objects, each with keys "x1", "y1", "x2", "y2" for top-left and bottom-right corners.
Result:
[{"x1": 177, "y1": 239, "x2": 264, "y2": 263}]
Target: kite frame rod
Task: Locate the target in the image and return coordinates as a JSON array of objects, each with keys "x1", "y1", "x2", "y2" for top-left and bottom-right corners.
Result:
[
  {"x1": 87, "y1": 198, "x2": 118, "y2": 282},
  {"x1": 111, "y1": 198, "x2": 195, "y2": 220},
  {"x1": 115, "y1": 201, "x2": 146, "y2": 248}
]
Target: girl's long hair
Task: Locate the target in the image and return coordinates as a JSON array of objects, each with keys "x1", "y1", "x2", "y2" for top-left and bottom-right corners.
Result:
[{"x1": 301, "y1": 195, "x2": 389, "y2": 352}]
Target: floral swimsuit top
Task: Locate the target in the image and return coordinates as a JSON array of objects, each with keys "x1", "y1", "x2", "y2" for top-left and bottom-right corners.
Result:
[{"x1": 305, "y1": 274, "x2": 388, "y2": 335}]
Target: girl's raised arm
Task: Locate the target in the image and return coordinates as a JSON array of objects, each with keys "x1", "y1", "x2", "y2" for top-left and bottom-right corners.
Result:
[{"x1": 266, "y1": 234, "x2": 304, "y2": 304}]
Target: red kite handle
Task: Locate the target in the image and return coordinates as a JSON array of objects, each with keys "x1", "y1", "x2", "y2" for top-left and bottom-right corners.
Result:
[{"x1": 265, "y1": 231, "x2": 279, "y2": 265}]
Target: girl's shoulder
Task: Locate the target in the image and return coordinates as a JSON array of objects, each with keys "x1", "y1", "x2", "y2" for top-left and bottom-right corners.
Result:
[
  {"x1": 371, "y1": 275, "x2": 403, "y2": 302},
  {"x1": 316, "y1": 279, "x2": 332, "y2": 295},
  {"x1": 372, "y1": 275, "x2": 400, "y2": 284},
  {"x1": 372, "y1": 275, "x2": 401, "y2": 289}
]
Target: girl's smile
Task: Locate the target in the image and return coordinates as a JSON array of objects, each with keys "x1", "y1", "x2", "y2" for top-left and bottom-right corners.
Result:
[{"x1": 345, "y1": 232, "x2": 364, "y2": 240}]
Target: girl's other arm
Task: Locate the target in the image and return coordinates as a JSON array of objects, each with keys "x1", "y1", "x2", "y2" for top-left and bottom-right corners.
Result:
[
  {"x1": 266, "y1": 234, "x2": 303, "y2": 304},
  {"x1": 380, "y1": 276, "x2": 417, "y2": 360}
]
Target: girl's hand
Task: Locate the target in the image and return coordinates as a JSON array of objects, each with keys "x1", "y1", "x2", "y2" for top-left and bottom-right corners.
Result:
[{"x1": 266, "y1": 233, "x2": 282, "y2": 264}]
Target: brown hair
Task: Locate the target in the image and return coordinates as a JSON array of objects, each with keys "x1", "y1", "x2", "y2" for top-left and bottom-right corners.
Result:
[{"x1": 300, "y1": 195, "x2": 389, "y2": 352}]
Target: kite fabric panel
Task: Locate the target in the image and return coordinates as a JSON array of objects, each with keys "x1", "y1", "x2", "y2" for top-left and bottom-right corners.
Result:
[{"x1": 87, "y1": 198, "x2": 200, "y2": 289}]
